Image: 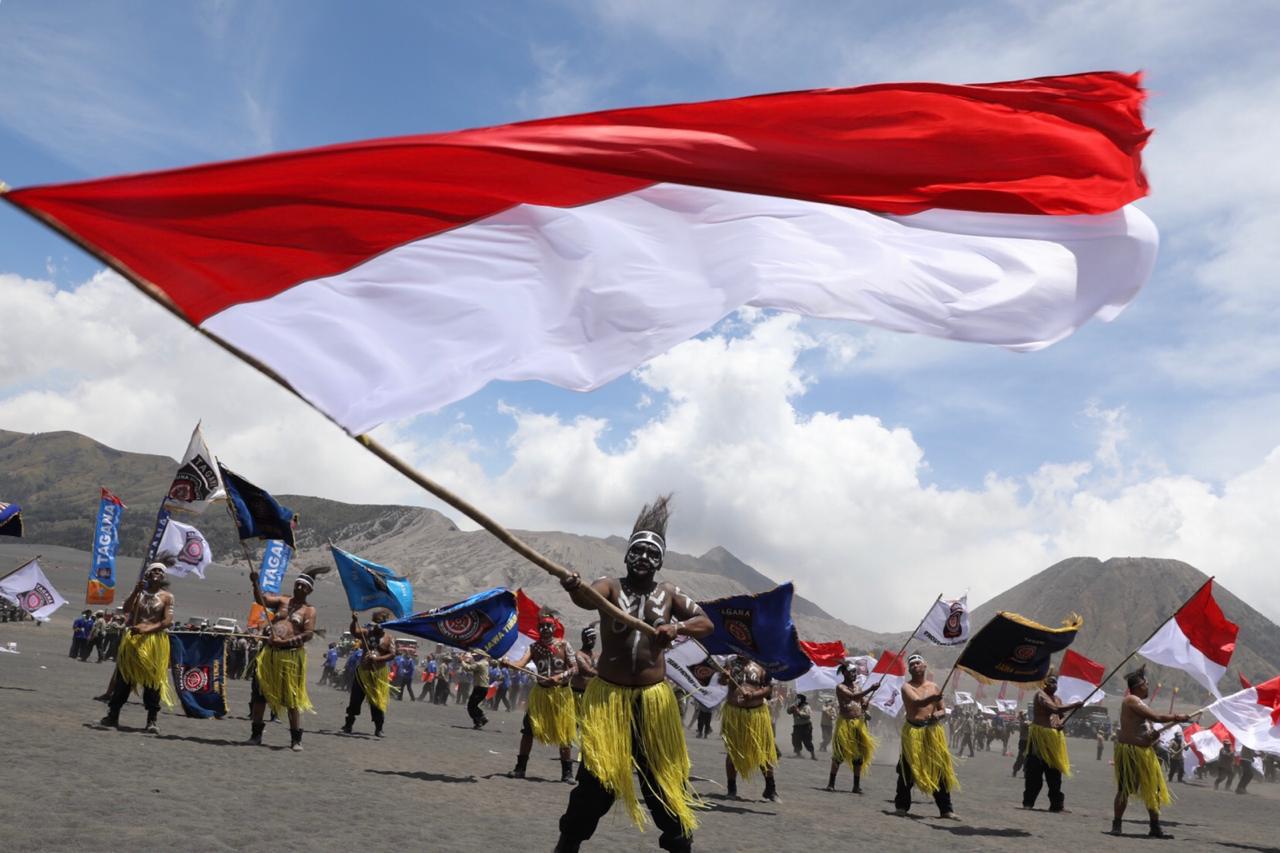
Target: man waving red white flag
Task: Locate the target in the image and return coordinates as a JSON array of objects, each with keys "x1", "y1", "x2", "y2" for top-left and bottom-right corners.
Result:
[
  {"x1": 4, "y1": 72, "x2": 1156, "y2": 434},
  {"x1": 1139, "y1": 579, "x2": 1238, "y2": 698}
]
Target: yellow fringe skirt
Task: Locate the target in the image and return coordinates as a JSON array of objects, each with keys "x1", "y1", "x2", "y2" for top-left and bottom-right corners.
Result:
[
  {"x1": 721, "y1": 703, "x2": 777, "y2": 779},
  {"x1": 117, "y1": 630, "x2": 175, "y2": 708},
  {"x1": 357, "y1": 664, "x2": 391, "y2": 712},
  {"x1": 257, "y1": 646, "x2": 313, "y2": 717},
  {"x1": 1027, "y1": 723, "x2": 1072, "y2": 776},
  {"x1": 579, "y1": 678, "x2": 700, "y2": 836},
  {"x1": 899, "y1": 721, "x2": 960, "y2": 795},
  {"x1": 1114, "y1": 743, "x2": 1172, "y2": 813},
  {"x1": 833, "y1": 716, "x2": 877, "y2": 770},
  {"x1": 528, "y1": 684, "x2": 578, "y2": 746}
]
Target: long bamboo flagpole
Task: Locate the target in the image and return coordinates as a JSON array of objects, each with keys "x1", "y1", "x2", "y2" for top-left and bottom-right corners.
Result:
[{"x1": 1060, "y1": 577, "x2": 1214, "y2": 726}]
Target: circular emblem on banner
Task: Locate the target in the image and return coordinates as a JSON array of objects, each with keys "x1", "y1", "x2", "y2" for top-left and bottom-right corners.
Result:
[
  {"x1": 441, "y1": 613, "x2": 484, "y2": 645},
  {"x1": 692, "y1": 664, "x2": 713, "y2": 684},
  {"x1": 182, "y1": 667, "x2": 209, "y2": 692},
  {"x1": 167, "y1": 478, "x2": 197, "y2": 503},
  {"x1": 1013, "y1": 644, "x2": 1037, "y2": 662},
  {"x1": 23, "y1": 590, "x2": 42, "y2": 610},
  {"x1": 726, "y1": 620, "x2": 752, "y2": 647}
]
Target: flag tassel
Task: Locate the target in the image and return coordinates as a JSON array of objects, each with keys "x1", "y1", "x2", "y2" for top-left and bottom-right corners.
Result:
[{"x1": 354, "y1": 433, "x2": 656, "y2": 639}]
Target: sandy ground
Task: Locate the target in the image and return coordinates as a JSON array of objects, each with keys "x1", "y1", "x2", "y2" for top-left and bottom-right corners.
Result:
[{"x1": 2, "y1": 545, "x2": 1278, "y2": 852}]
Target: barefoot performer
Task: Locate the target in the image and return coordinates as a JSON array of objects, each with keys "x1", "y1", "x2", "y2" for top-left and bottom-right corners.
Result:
[
  {"x1": 826, "y1": 661, "x2": 878, "y2": 793},
  {"x1": 555, "y1": 495, "x2": 712, "y2": 853},
  {"x1": 508, "y1": 612, "x2": 578, "y2": 783},
  {"x1": 722, "y1": 654, "x2": 779, "y2": 802},
  {"x1": 100, "y1": 562, "x2": 176, "y2": 733},
  {"x1": 895, "y1": 653, "x2": 959, "y2": 818},
  {"x1": 1111, "y1": 666, "x2": 1190, "y2": 838},
  {"x1": 247, "y1": 565, "x2": 326, "y2": 751},
  {"x1": 343, "y1": 608, "x2": 394, "y2": 737},
  {"x1": 1022, "y1": 669, "x2": 1083, "y2": 812}
]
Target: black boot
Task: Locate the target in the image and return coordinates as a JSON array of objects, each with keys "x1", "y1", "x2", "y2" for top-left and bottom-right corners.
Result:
[
  {"x1": 561, "y1": 759, "x2": 575, "y2": 784},
  {"x1": 509, "y1": 753, "x2": 528, "y2": 779},
  {"x1": 1148, "y1": 817, "x2": 1170, "y2": 839},
  {"x1": 144, "y1": 710, "x2": 159, "y2": 735},
  {"x1": 99, "y1": 711, "x2": 120, "y2": 728},
  {"x1": 727, "y1": 778, "x2": 738, "y2": 799},
  {"x1": 762, "y1": 777, "x2": 779, "y2": 802},
  {"x1": 341, "y1": 715, "x2": 354, "y2": 734},
  {"x1": 553, "y1": 835, "x2": 581, "y2": 853},
  {"x1": 290, "y1": 728, "x2": 304, "y2": 752},
  {"x1": 852, "y1": 772, "x2": 862, "y2": 794},
  {"x1": 824, "y1": 770, "x2": 837, "y2": 791},
  {"x1": 248, "y1": 721, "x2": 265, "y2": 745},
  {"x1": 1109, "y1": 818, "x2": 1123, "y2": 836}
]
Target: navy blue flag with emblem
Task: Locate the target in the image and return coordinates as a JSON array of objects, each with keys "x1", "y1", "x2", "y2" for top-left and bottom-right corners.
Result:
[
  {"x1": 698, "y1": 582, "x2": 811, "y2": 680},
  {"x1": 0, "y1": 501, "x2": 22, "y2": 537},
  {"x1": 383, "y1": 588, "x2": 521, "y2": 660},
  {"x1": 217, "y1": 464, "x2": 297, "y2": 549},
  {"x1": 330, "y1": 545, "x2": 414, "y2": 619},
  {"x1": 169, "y1": 632, "x2": 228, "y2": 718},
  {"x1": 954, "y1": 611, "x2": 1083, "y2": 683}
]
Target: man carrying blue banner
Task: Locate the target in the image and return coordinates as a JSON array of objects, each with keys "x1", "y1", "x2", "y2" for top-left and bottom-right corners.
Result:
[{"x1": 343, "y1": 609, "x2": 395, "y2": 736}]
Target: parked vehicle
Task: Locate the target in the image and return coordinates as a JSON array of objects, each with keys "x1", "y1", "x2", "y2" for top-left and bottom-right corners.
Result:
[{"x1": 211, "y1": 617, "x2": 240, "y2": 634}]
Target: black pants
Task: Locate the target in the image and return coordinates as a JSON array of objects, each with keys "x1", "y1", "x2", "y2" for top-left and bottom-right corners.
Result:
[
  {"x1": 792, "y1": 725, "x2": 814, "y2": 755},
  {"x1": 466, "y1": 685, "x2": 488, "y2": 725},
  {"x1": 1236, "y1": 762, "x2": 1254, "y2": 794},
  {"x1": 107, "y1": 669, "x2": 159, "y2": 716},
  {"x1": 697, "y1": 709, "x2": 714, "y2": 738},
  {"x1": 1011, "y1": 739, "x2": 1028, "y2": 774},
  {"x1": 1022, "y1": 750, "x2": 1064, "y2": 810},
  {"x1": 895, "y1": 753, "x2": 953, "y2": 815},
  {"x1": 959, "y1": 733, "x2": 974, "y2": 757},
  {"x1": 494, "y1": 684, "x2": 511, "y2": 711},
  {"x1": 346, "y1": 676, "x2": 386, "y2": 729},
  {"x1": 1215, "y1": 764, "x2": 1235, "y2": 790},
  {"x1": 559, "y1": 696, "x2": 690, "y2": 853},
  {"x1": 1168, "y1": 756, "x2": 1184, "y2": 782}
]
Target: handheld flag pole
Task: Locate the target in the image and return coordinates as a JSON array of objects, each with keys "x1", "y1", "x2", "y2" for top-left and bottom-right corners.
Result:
[
  {"x1": 870, "y1": 593, "x2": 941, "y2": 692},
  {"x1": 1060, "y1": 577, "x2": 1213, "y2": 725},
  {"x1": 0, "y1": 555, "x2": 41, "y2": 583},
  {"x1": 356, "y1": 433, "x2": 655, "y2": 638},
  {"x1": 1151, "y1": 709, "x2": 1204, "y2": 739}
]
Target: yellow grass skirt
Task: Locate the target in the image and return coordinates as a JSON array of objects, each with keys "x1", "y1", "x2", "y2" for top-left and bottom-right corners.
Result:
[
  {"x1": 1114, "y1": 743, "x2": 1172, "y2": 813},
  {"x1": 1027, "y1": 723, "x2": 1072, "y2": 776},
  {"x1": 257, "y1": 646, "x2": 313, "y2": 717},
  {"x1": 357, "y1": 664, "x2": 390, "y2": 712},
  {"x1": 528, "y1": 684, "x2": 577, "y2": 746},
  {"x1": 117, "y1": 630, "x2": 175, "y2": 708},
  {"x1": 579, "y1": 678, "x2": 700, "y2": 836},
  {"x1": 721, "y1": 703, "x2": 777, "y2": 779},
  {"x1": 899, "y1": 721, "x2": 960, "y2": 795},
  {"x1": 833, "y1": 716, "x2": 877, "y2": 770}
]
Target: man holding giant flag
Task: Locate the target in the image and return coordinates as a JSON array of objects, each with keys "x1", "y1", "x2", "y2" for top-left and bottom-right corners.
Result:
[
  {"x1": 86, "y1": 488, "x2": 125, "y2": 605},
  {"x1": 100, "y1": 562, "x2": 176, "y2": 733},
  {"x1": 826, "y1": 661, "x2": 880, "y2": 795},
  {"x1": 895, "y1": 653, "x2": 960, "y2": 819},
  {"x1": 330, "y1": 545, "x2": 413, "y2": 619},
  {"x1": 557, "y1": 495, "x2": 712, "y2": 852},
  {"x1": 1111, "y1": 665, "x2": 1194, "y2": 839}
]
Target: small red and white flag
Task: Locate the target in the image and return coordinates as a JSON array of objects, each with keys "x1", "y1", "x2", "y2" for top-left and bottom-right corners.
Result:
[
  {"x1": 503, "y1": 588, "x2": 564, "y2": 663},
  {"x1": 1057, "y1": 649, "x2": 1106, "y2": 706},
  {"x1": 793, "y1": 640, "x2": 847, "y2": 692},
  {"x1": 1208, "y1": 677, "x2": 1280, "y2": 754},
  {"x1": 4, "y1": 72, "x2": 1156, "y2": 434},
  {"x1": 1139, "y1": 580, "x2": 1238, "y2": 698},
  {"x1": 868, "y1": 650, "x2": 909, "y2": 718}
]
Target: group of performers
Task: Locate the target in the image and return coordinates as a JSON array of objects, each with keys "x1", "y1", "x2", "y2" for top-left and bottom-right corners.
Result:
[{"x1": 87, "y1": 496, "x2": 1204, "y2": 848}]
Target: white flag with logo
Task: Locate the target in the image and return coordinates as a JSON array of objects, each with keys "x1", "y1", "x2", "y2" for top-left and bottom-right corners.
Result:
[
  {"x1": 163, "y1": 423, "x2": 226, "y2": 514},
  {"x1": 156, "y1": 519, "x2": 213, "y2": 579},
  {"x1": 913, "y1": 595, "x2": 969, "y2": 646},
  {"x1": 954, "y1": 691, "x2": 976, "y2": 706},
  {"x1": 665, "y1": 638, "x2": 729, "y2": 709},
  {"x1": 0, "y1": 559, "x2": 68, "y2": 621}
]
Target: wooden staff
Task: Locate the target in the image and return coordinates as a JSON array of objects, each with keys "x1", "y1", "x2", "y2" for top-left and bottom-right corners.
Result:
[
  {"x1": 1151, "y1": 709, "x2": 1204, "y2": 739},
  {"x1": 355, "y1": 434, "x2": 655, "y2": 638},
  {"x1": 1061, "y1": 577, "x2": 1214, "y2": 726}
]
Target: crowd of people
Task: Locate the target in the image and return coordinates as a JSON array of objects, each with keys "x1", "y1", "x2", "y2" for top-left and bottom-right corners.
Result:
[{"x1": 68, "y1": 608, "x2": 126, "y2": 662}]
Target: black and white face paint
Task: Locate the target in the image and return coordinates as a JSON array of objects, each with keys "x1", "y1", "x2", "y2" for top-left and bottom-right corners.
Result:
[{"x1": 625, "y1": 530, "x2": 665, "y2": 579}]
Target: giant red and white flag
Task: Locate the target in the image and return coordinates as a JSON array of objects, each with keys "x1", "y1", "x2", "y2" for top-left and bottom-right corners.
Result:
[
  {"x1": 1139, "y1": 580, "x2": 1238, "y2": 698},
  {"x1": 1057, "y1": 649, "x2": 1106, "y2": 706},
  {"x1": 868, "y1": 650, "x2": 909, "y2": 718},
  {"x1": 4, "y1": 72, "x2": 1156, "y2": 434},
  {"x1": 1208, "y1": 676, "x2": 1280, "y2": 754},
  {"x1": 793, "y1": 640, "x2": 847, "y2": 692}
]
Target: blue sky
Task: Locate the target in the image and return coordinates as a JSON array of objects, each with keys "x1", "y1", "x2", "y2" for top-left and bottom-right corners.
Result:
[{"x1": 2, "y1": 1, "x2": 1279, "y2": 630}]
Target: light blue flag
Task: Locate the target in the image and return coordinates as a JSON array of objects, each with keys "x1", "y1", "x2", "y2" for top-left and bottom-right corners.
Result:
[{"x1": 329, "y1": 545, "x2": 413, "y2": 619}]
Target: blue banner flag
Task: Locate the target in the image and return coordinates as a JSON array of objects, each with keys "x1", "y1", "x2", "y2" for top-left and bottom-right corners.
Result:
[
  {"x1": 383, "y1": 588, "x2": 520, "y2": 659},
  {"x1": 698, "y1": 582, "x2": 811, "y2": 680},
  {"x1": 259, "y1": 539, "x2": 292, "y2": 594},
  {"x1": 330, "y1": 545, "x2": 414, "y2": 618},
  {"x1": 218, "y1": 464, "x2": 297, "y2": 549},
  {"x1": 169, "y1": 632, "x2": 228, "y2": 718},
  {"x1": 86, "y1": 488, "x2": 126, "y2": 605},
  {"x1": 0, "y1": 501, "x2": 22, "y2": 537}
]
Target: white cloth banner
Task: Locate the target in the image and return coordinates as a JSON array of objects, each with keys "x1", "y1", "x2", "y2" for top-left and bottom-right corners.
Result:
[
  {"x1": 1207, "y1": 680, "x2": 1280, "y2": 754},
  {"x1": 1139, "y1": 618, "x2": 1228, "y2": 699},
  {"x1": 794, "y1": 665, "x2": 840, "y2": 693},
  {"x1": 0, "y1": 560, "x2": 67, "y2": 622},
  {"x1": 1056, "y1": 675, "x2": 1105, "y2": 706},
  {"x1": 913, "y1": 595, "x2": 970, "y2": 646},
  {"x1": 156, "y1": 519, "x2": 213, "y2": 579},
  {"x1": 954, "y1": 691, "x2": 976, "y2": 706},
  {"x1": 163, "y1": 423, "x2": 225, "y2": 514},
  {"x1": 868, "y1": 674, "x2": 906, "y2": 718},
  {"x1": 665, "y1": 638, "x2": 729, "y2": 709}
]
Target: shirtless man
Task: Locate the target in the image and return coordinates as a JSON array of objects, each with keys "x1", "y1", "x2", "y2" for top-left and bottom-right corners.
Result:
[
  {"x1": 826, "y1": 662, "x2": 878, "y2": 793},
  {"x1": 722, "y1": 655, "x2": 779, "y2": 801},
  {"x1": 248, "y1": 566, "x2": 325, "y2": 751},
  {"x1": 1112, "y1": 665, "x2": 1190, "y2": 838},
  {"x1": 570, "y1": 624, "x2": 598, "y2": 696},
  {"x1": 343, "y1": 609, "x2": 395, "y2": 736},
  {"x1": 896, "y1": 653, "x2": 959, "y2": 818},
  {"x1": 508, "y1": 614, "x2": 578, "y2": 783},
  {"x1": 556, "y1": 495, "x2": 712, "y2": 853},
  {"x1": 99, "y1": 562, "x2": 176, "y2": 733},
  {"x1": 1022, "y1": 671, "x2": 1083, "y2": 811}
]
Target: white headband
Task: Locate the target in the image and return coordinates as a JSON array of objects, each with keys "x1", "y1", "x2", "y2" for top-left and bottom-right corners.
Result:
[
  {"x1": 628, "y1": 530, "x2": 666, "y2": 554},
  {"x1": 907, "y1": 654, "x2": 925, "y2": 666},
  {"x1": 294, "y1": 574, "x2": 314, "y2": 590}
]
